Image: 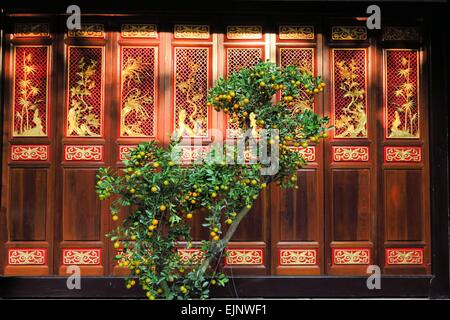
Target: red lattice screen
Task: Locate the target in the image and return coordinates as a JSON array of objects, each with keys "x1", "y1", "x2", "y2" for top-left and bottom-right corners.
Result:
[
  {"x1": 385, "y1": 49, "x2": 419, "y2": 139},
  {"x1": 66, "y1": 46, "x2": 104, "y2": 137},
  {"x1": 332, "y1": 49, "x2": 368, "y2": 139},
  {"x1": 13, "y1": 46, "x2": 49, "y2": 137},
  {"x1": 120, "y1": 47, "x2": 157, "y2": 137},
  {"x1": 279, "y1": 48, "x2": 315, "y2": 112},
  {"x1": 226, "y1": 47, "x2": 263, "y2": 137},
  {"x1": 174, "y1": 47, "x2": 209, "y2": 138}
]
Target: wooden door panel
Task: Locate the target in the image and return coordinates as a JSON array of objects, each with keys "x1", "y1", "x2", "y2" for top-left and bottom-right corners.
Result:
[
  {"x1": 332, "y1": 169, "x2": 371, "y2": 241},
  {"x1": 62, "y1": 169, "x2": 101, "y2": 241},
  {"x1": 280, "y1": 170, "x2": 318, "y2": 242},
  {"x1": 9, "y1": 168, "x2": 47, "y2": 241},
  {"x1": 385, "y1": 170, "x2": 423, "y2": 241}
]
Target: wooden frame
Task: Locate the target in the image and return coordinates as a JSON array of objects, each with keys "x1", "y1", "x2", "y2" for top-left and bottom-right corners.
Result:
[{"x1": 0, "y1": 1, "x2": 448, "y2": 298}]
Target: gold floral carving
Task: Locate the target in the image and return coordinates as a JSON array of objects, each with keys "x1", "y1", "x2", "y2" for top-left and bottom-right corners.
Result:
[
  {"x1": 227, "y1": 26, "x2": 262, "y2": 39},
  {"x1": 279, "y1": 249, "x2": 317, "y2": 265},
  {"x1": 389, "y1": 56, "x2": 419, "y2": 138},
  {"x1": 14, "y1": 51, "x2": 46, "y2": 136},
  {"x1": 68, "y1": 24, "x2": 104, "y2": 38},
  {"x1": 62, "y1": 249, "x2": 101, "y2": 265},
  {"x1": 177, "y1": 249, "x2": 205, "y2": 265},
  {"x1": 11, "y1": 145, "x2": 49, "y2": 161},
  {"x1": 174, "y1": 25, "x2": 210, "y2": 39},
  {"x1": 332, "y1": 146, "x2": 369, "y2": 162},
  {"x1": 67, "y1": 56, "x2": 101, "y2": 137},
  {"x1": 119, "y1": 145, "x2": 137, "y2": 161},
  {"x1": 333, "y1": 249, "x2": 370, "y2": 265},
  {"x1": 279, "y1": 26, "x2": 314, "y2": 40},
  {"x1": 8, "y1": 248, "x2": 46, "y2": 265},
  {"x1": 14, "y1": 23, "x2": 49, "y2": 37},
  {"x1": 175, "y1": 52, "x2": 208, "y2": 137},
  {"x1": 334, "y1": 56, "x2": 367, "y2": 138},
  {"x1": 121, "y1": 24, "x2": 157, "y2": 38},
  {"x1": 385, "y1": 146, "x2": 421, "y2": 162},
  {"x1": 225, "y1": 249, "x2": 263, "y2": 265},
  {"x1": 120, "y1": 55, "x2": 154, "y2": 137},
  {"x1": 332, "y1": 26, "x2": 367, "y2": 41},
  {"x1": 383, "y1": 27, "x2": 420, "y2": 41},
  {"x1": 386, "y1": 248, "x2": 423, "y2": 265},
  {"x1": 64, "y1": 145, "x2": 103, "y2": 161}
]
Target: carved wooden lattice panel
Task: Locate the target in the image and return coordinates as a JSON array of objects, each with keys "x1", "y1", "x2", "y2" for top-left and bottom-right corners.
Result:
[
  {"x1": 332, "y1": 48, "x2": 368, "y2": 139},
  {"x1": 173, "y1": 47, "x2": 209, "y2": 138},
  {"x1": 120, "y1": 47, "x2": 157, "y2": 137},
  {"x1": 385, "y1": 49, "x2": 419, "y2": 139},
  {"x1": 226, "y1": 48, "x2": 262, "y2": 137},
  {"x1": 279, "y1": 48, "x2": 315, "y2": 112},
  {"x1": 13, "y1": 46, "x2": 49, "y2": 137},
  {"x1": 66, "y1": 46, "x2": 104, "y2": 137}
]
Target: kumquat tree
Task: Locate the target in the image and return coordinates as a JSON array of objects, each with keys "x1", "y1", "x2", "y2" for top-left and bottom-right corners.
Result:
[{"x1": 96, "y1": 61, "x2": 330, "y2": 300}]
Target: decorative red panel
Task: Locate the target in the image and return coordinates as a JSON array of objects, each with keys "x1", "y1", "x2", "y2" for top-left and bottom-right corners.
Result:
[
  {"x1": 332, "y1": 248, "x2": 370, "y2": 265},
  {"x1": 279, "y1": 249, "x2": 318, "y2": 265},
  {"x1": 385, "y1": 49, "x2": 419, "y2": 139},
  {"x1": 66, "y1": 46, "x2": 104, "y2": 137},
  {"x1": 8, "y1": 248, "x2": 47, "y2": 265},
  {"x1": 13, "y1": 46, "x2": 49, "y2": 137},
  {"x1": 332, "y1": 49, "x2": 368, "y2": 139},
  {"x1": 64, "y1": 145, "x2": 104, "y2": 161},
  {"x1": 226, "y1": 26, "x2": 263, "y2": 40},
  {"x1": 224, "y1": 248, "x2": 264, "y2": 265},
  {"x1": 11, "y1": 145, "x2": 49, "y2": 161},
  {"x1": 384, "y1": 146, "x2": 421, "y2": 162},
  {"x1": 14, "y1": 23, "x2": 50, "y2": 38},
  {"x1": 279, "y1": 48, "x2": 315, "y2": 112},
  {"x1": 62, "y1": 248, "x2": 102, "y2": 265},
  {"x1": 177, "y1": 248, "x2": 205, "y2": 264},
  {"x1": 385, "y1": 248, "x2": 423, "y2": 265},
  {"x1": 332, "y1": 146, "x2": 369, "y2": 162},
  {"x1": 118, "y1": 145, "x2": 137, "y2": 161},
  {"x1": 120, "y1": 47, "x2": 157, "y2": 137},
  {"x1": 226, "y1": 47, "x2": 263, "y2": 137},
  {"x1": 173, "y1": 47, "x2": 210, "y2": 138},
  {"x1": 289, "y1": 146, "x2": 316, "y2": 162},
  {"x1": 179, "y1": 145, "x2": 210, "y2": 163}
]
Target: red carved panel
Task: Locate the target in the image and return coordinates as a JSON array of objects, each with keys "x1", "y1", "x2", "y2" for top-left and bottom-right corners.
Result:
[
  {"x1": 10, "y1": 145, "x2": 49, "y2": 161},
  {"x1": 173, "y1": 47, "x2": 210, "y2": 138},
  {"x1": 289, "y1": 146, "x2": 316, "y2": 162},
  {"x1": 279, "y1": 48, "x2": 315, "y2": 112},
  {"x1": 385, "y1": 49, "x2": 419, "y2": 139},
  {"x1": 66, "y1": 46, "x2": 104, "y2": 137},
  {"x1": 8, "y1": 248, "x2": 47, "y2": 265},
  {"x1": 332, "y1": 248, "x2": 370, "y2": 265},
  {"x1": 13, "y1": 46, "x2": 49, "y2": 137},
  {"x1": 332, "y1": 146, "x2": 369, "y2": 162},
  {"x1": 384, "y1": 146, "x2": 421, "y2": 162},
  {"x1": 64, "y1": 145, "x2": 104, "y2": 161},
  {"x1": 332, "y1": 49, "x2": 368, "y2": 139},
  {"x1": 120, "y1": 46, "x2": 157, "y2": 137},
  {"x1": 279, "y1": 248, "x2": 318, "y2": 265},
  {"x1": 62, "y1": 248, "x2": 102, "y2": 265},
  {"x1": 177, "y1": 248, "x2": 205, "y2": 264},
  {"x1": 226, "y1": 47, "x2": 263, "y2": 137},
  {"x1": 179, "y1": 145, "x2": 210, "y2": 163},
  {"x1": 385, "y1": 248, "x2": 423, "y2": 265},
  {"x1": 118, "y1": 145, "x2": 137, "y2": 161},
  {"x1": 224, "y1": 248, "x2": 264, "y2": 265}
]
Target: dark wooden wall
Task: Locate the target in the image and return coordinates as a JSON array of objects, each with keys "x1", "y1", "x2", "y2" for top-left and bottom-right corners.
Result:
[{"x1": 0, "y1": 11, "x2": 433, "y2": 279}]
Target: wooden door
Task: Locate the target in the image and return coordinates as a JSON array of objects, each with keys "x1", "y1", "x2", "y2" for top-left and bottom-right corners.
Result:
[{"x1": 0, "y1": 17, "x2": 431, "y2": 277}]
